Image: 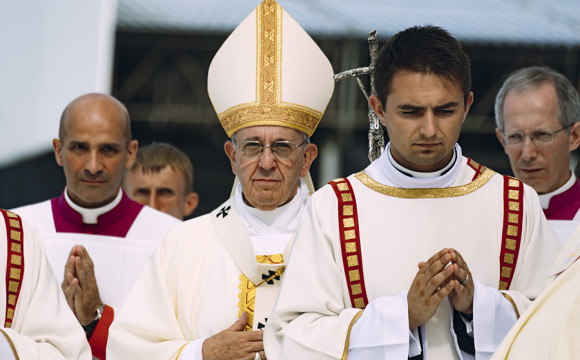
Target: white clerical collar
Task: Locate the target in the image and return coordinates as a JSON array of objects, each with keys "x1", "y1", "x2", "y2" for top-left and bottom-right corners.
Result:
[
  {"x1": 538, "y1": 172, "x2": 575, "y2": 209},
  {"x1": 64, "y1": 188, "x2": 122, "y2": 224},
  {"x1": 366, "y1": 142, "x2": 462, "y2": 188},
  {"x1": 235, "y1": 180, "x2": 309, "y2": 255}
]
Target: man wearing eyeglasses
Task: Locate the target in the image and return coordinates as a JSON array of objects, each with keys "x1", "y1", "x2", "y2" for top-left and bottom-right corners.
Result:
[
  {"x1": 107, "y1": 1, "x2": 333, "y2": 359},
  {"x1": 495, "y1": 66, "x2": 580, "y2": 246}
]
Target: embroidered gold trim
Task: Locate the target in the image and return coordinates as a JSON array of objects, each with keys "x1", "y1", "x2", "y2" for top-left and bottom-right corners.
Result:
[
  {"x1": 354, "y1": 167, "x2": 495, "y2": 198},
  {"x1": 237, "y1": 253, "x2": 285, "y2": 331},
  {"x1": 501, "y1": 293, "x2": 520, "y2": 318},
  {"x1": 220, "y1": 104, "x2": 322, "y2": 137},
  {"x1": 341, "y1": 310, "x2": 364, "y2": 360}
]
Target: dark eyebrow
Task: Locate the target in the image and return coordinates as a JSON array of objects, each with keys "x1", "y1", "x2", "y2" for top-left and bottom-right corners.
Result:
[
  {"x1": 434, "y1": 102, "x2": 460, "y2": 110},
  {"x1": 397, "y1": 104, "x2": 425, "y2": 111}
]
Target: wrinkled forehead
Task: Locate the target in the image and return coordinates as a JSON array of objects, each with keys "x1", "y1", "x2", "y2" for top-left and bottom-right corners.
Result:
[{"x1": 233, "y1": 125, "x2": 305, "y2": 142}]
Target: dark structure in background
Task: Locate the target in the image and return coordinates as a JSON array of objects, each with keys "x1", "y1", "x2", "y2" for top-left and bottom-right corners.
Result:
[{"x1": 2, "y1": 4, "x2": 579, "y2": 216}]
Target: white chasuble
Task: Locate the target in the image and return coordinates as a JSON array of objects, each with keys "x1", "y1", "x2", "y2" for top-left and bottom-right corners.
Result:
[{"x1": 265, "y1": 155, "x2": 561, "y2": 360}]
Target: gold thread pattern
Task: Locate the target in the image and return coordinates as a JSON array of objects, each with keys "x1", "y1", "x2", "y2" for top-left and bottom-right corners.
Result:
[
  {"x1": 343, "y1": 218, "x2": 355, "y2": 228},
  {"x1": 508, "y1": 189, "x2": 519, "y2": 200},
  {"x1": 508, "y1": 213, "x2": 519, "y2": 224},
  {"x1": 501, "y1": 266, "x2": 512, "y2": 278},
  {"x1": 8, "y1": 220, "x2": 19, "y2": 229},
  {"x1": 341, "y1": 310, "x2": 364, "y2": 360},
  {"x1": 10, "y1": 255, "x2": 20, "y2": 266},
  {"x1": 499, "y1": 281, "x2": 508, "y2": 290},
  {"x1": 11, "y1": 244, "x2": 20, "y2": 253},
  {"x1": 347, "y1": 255, "x2": 359, "y2": 267},
  {"x1": 345, "y1": 242, "x2": 357, "y2": 254},
  {"x1": 506, "y1": 238, "x2": 516, "y2": 251},
  {"x1": 504, "y1": 253, "x2": 514, "y2": 264},
  {"x1": 355, "y1": 167, "x2": 495, "y2": 198},
  {"x1": 353, "y1": 298, "x2": 365, "y2": 309},
  {"x1": 343, "y1": 205, "x2": 354, "y2": 216},
  {"x1": 507, "y1": 225, "x2": 518, "y2": 237},
  {"x1": 341, "y1": 193, "x2": 353, "y2": 202},
  {"x1": 351, "y1": 284, "x2": 362, "y2": 295},
  {"x1": 501, "y1": 293, "x2": 520, "y2": 318},
  {"x1": 509, "y1": 201, "x2": 520, "y2": 212},
  {"x1": 349, "y1": 269, "x2": 360, "y2": 281},
  {"x1": 344, "y1": 230, "x2": 356, "y2": 240},
  {"x1": 337, "y1": 183, "x2": 349, "y2": 191},
  {"x1": 237, "y1": 252, "x2": 285, "y2": 331},
  {"x1": 508, "y1": 178, "x2": 519, "y2": 188},
  {"x1": 10, "y1": 231, "x2": 20, "y2": 242}
]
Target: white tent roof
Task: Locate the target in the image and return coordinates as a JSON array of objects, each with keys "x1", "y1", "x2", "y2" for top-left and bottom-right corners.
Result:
[{"x1": 118, "y1": 0, "x2": 580, "y2": 46}]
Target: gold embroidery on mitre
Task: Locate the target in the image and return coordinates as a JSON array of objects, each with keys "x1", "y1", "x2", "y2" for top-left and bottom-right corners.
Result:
[
  {"x1": 237, "y1": 253, "x2": 285, "y2": 331},
  {"x1": 218, "y1": 0, "x2": 324, "y2": 137},
  {"x1": 220, "y1": 104, "x2": 323, "y2": 137}
]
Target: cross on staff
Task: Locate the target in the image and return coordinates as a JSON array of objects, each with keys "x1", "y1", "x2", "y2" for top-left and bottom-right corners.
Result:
[{"x1": 333, "y1": 30, "x2": 385, "y2": 163}]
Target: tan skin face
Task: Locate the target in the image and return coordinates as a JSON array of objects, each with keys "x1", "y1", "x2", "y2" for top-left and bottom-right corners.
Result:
[
  {"x1": 370, "y1": 70, "x2": 473, "y2": 172},
  {"x1": 496, "y1": 82, "x2": 580, "y2": 194},
  {"x1": 224, "y1": 125, "x2": 318, "y2": 211},
  {"x1": 124, "y1": 165, "x2": 199, "y2": 220},
  {"x1": 53, "y1": 94, "x2": 138, "y2": 208}
]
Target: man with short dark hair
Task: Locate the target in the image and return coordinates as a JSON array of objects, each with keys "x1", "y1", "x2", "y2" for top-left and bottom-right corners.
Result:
[
  {"x1": 265, "y1": 25, "x2": 560, "y2": 359},
  {"x1": 13, "y1": 93, "x2": 180, "y2": 360},
  {"x1": 495, "y1": 66, "x2": 580, "y2": 245},
  {"x1": 124, "y1": 142, "x2": 199, "y2": 220}
]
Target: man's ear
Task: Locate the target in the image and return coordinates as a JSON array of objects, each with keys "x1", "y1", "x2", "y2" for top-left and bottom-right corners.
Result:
[
  {"x1": 299, "y1": 143, "x2": 318, "y2": 178},
  {"x1": 495, "y1": 128, "x2": 507, "y2": 153},
  {"x1": 182, "y1": 192, "x2": 199, "y2": 218},
  {"x1": 568, "y1": 122, "x2": 580, "y2": 152},
  {"x1": 463, "y1": 92, "x2": 474, "y2": 123},
  {"x1": 125, "y1": 140, "x2": 139, "y2": 169},
  {"x1": 224, "y1": 141, "x2": 237, "y2": 175},
  {"x1": 52, "y1": 138, "x2": 64, "y2": 167},
  {"x1": 369, "y1": 95, "x2": 387, "y2": 127}
]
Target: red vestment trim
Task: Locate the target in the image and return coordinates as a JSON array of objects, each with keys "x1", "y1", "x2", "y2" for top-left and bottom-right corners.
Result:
[
  {"x1": 330, "y1": 178, "x2": 368, "y2": 309},
  {"x1": 467, "y1": 158, "x2": 483, "y2": 181},
  {"x1": 1, "y1": 210, "x2": 24, "y2": 328},
  {"x1": 89, "y1": 304, "x2": 114, "y2": 360},
  {"x1": 499, "y1": 176, "x2": 524, "y2": 290}
]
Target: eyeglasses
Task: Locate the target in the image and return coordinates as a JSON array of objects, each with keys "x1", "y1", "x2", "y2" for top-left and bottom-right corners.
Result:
[
  {"x1": 233, "y1": 139, "x2": 307, "y2": 160},
  {"x1": 501, "y1": 126, "x2": 569, "y2": 146}
]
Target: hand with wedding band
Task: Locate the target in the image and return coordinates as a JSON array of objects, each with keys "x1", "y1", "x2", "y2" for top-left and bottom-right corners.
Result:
[{"x1": 447, "y1": 248, "x2": 474, "y2": 315}]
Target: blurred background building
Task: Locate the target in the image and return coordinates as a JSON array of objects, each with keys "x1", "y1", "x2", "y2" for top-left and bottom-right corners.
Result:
[{"x1": 1, "y1": 0, "x2": 579, "y2": 216}]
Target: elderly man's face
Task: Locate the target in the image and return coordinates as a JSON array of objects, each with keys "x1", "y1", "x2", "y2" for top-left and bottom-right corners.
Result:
[
  {"x1": 225, "y1": 125, "x2": 317, "y2": 210},
  {"x1": 496, "y1": 82, "x2": 580, "y2": 194},
  {"x1": 53, "y1": 96, "x2": 138, "y2": 208}
]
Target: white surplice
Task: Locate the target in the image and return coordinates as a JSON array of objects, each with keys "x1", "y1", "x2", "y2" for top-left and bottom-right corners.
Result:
[
  {"x1": 0, "y1": 213, "x2": 91, "y2": 359},
  {"x1": 265, "y1": 145, "x2": 560, "y2": 360}
]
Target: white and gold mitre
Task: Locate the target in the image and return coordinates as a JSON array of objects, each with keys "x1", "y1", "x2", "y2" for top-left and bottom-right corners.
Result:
[{"x1": 208, "y1": 0, "x2": 335, "y2": 137}]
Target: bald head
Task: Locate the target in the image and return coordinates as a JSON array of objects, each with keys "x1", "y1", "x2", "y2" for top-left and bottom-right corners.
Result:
[
  {"x1": 53, "y1": 93, "x2": 138, "y2": 208},
  {"x1": 59, "y1": 93, "x2": 132, "y2": 145}
]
